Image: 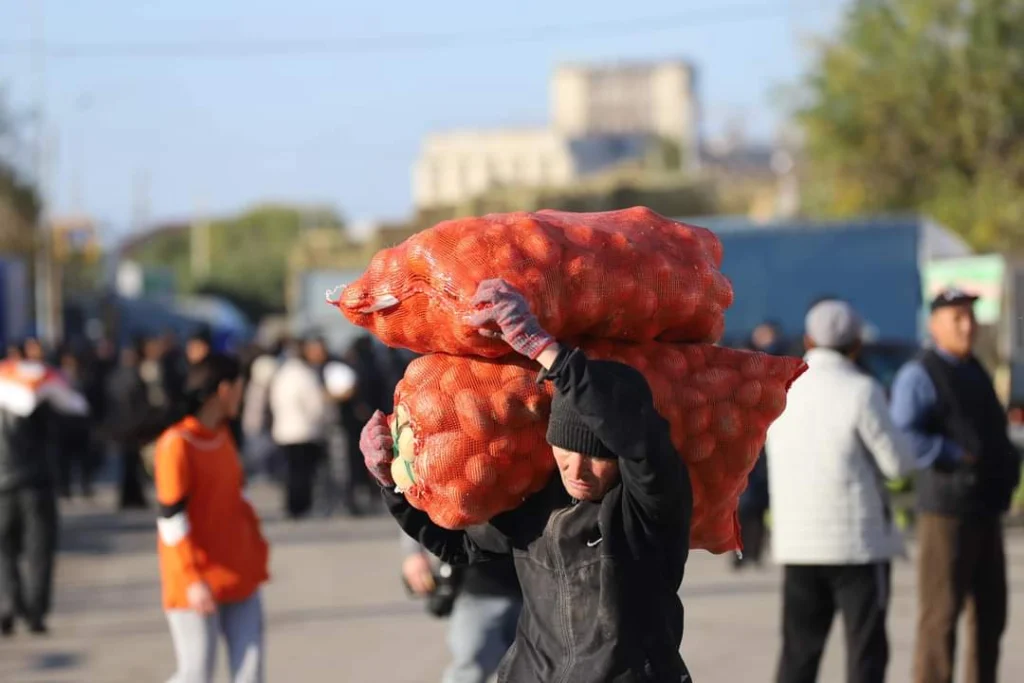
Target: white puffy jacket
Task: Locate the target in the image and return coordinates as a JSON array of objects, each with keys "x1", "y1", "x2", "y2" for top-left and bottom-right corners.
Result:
[{"x1": 766, "y1": 348, "x2": 917, "y2": 565}]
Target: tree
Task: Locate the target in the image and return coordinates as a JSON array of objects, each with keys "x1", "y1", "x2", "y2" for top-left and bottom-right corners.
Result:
[
  {"x1": 124, "y1": 204, "x2": 345, "y2": 315},
  {"x1": 798, "y1": 0, "x2": 1024, "y2": 250},
  {"x1": 422, "y1": 169, "x2": 719, "y2": 224},
  {"x1": 0, "y1": 90, "x2": 39, "y2": 252}
]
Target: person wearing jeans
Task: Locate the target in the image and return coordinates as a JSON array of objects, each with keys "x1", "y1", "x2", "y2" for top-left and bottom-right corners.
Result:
[
  {"x1": 155, "y1": 354, "x2": 270, "y2": 683},
  {"x1": 166, "y1": 592, "x2": 264, "y2": 682},
  {"x1": 766, "y1": 300, "x2": 917, "y2": 683},
  {"x1": 400, "y1": 533, "x2": 522, "y2": 683}
]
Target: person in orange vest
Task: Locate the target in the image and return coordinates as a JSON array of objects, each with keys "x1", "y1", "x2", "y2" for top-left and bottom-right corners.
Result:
[{"x1": 154, "y1": 353, "x2": 270, "y2": 683}]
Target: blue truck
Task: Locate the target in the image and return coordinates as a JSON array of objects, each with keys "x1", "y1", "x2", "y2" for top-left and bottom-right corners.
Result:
[
  {"x1": 685, "y1": 214, "x2": 973, "y2": 346},
  {"x1": 0, "y1": 258, "x2": 31, "y2": 349}
]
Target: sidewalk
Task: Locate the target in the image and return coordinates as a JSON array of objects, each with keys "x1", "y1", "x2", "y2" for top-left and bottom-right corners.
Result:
[{"x1": 1, "y1": 483, "x2": 1023, "y2": 682}]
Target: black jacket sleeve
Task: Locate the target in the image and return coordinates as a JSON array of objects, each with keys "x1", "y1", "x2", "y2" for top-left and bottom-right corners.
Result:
[
  {"x1": 540, "y1": 346, "x2": 692, "y2": 527},
  {"x1": 382, "y1": 487, "x2": 511, "y2": 565}
]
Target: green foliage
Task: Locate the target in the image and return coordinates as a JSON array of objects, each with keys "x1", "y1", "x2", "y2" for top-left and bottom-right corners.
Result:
[
  {"x1": 126, "y1": 204, "x2": 344, "y2": 314},
  {"x1": 799, "y1": 0, "x2": 1024, "y2": 250},
  {"x1": 0, "y1": 90, "x2": 39, "y2": 252},
  {"x1": 427, "y1": 171, "x2": 718, "y2": 223},
  {"x1": 645, "y1": 137, "x2": 684, "y2": 171}
]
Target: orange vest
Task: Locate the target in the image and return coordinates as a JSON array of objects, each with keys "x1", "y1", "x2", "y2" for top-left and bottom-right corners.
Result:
[{"x1": 155, "y1": 416, "x2": 269, "y2": 609}]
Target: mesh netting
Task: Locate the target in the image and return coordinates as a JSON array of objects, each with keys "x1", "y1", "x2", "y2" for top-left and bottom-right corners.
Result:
[
  {"x1": 584, "y1": 342, "x2": 807, "y2": 552},
  {"x1": 389, "y1": 354, "x2": 555, "y2": 530},
  {"x1": 389, "y1": 342, "x2": 806, "y2": 553},
  {"x1": 334, "y1": 207, "x2": 734, "y2": 357}
]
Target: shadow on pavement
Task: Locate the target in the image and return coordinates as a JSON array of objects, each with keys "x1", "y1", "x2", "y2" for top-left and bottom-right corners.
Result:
[{"x1": 30, "y1": 650, "x2": 83, "y2": 671}]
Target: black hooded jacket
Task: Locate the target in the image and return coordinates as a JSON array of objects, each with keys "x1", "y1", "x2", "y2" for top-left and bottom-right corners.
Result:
[{"x1": 385, "y1": 347, "x2": 693, "y2": 682}]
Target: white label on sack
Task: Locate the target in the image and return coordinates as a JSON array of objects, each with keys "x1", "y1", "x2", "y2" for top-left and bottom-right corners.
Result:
[{"x1": 360, "y1": 295, "x2": 399, "y2": 313}]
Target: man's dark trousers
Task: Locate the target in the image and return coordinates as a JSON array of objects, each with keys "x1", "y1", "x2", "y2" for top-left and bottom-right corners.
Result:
[
  {"x1": 0, "y1": 486, "x2": 58, "y2": 626},
  {"x1": 777, "y1": 563, "x2": 891, "y2": 683},
  {"x1": 914, "y1": 513, "x2": 1006, "y2": 683}
]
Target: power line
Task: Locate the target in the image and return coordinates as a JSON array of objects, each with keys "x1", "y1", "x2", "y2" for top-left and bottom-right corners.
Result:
[{"x1": 0, "y1": 2, "x2": 831, "y2": 59}]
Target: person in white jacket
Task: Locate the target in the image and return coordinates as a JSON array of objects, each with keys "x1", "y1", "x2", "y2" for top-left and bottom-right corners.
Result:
[
  {"x1": 268, "y1": 339, "x2": 329, "y2": 519},
  {"x1": 268, "y1": 338, "x2": 356, "y2": 519},
  {"x1": 766, "y1": 299, "x2": 917, "y2": 683}
]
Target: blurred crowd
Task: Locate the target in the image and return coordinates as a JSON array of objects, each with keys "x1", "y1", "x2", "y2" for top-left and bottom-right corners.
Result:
[
  {"x1": 1, "y1": 288, "x2": 1020, "y2": 683},
  {"x1": 0, "y1": 328, "x2": 414, "y2": 518}
]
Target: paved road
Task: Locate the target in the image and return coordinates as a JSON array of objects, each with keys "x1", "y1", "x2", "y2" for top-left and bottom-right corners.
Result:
[{"x1": 3, "y1": 484, "x2": 1023, "y2": 682}]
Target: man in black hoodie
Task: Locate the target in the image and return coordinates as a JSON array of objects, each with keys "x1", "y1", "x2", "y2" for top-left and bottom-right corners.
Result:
[{"x1": 361, "y1": 279, "x2": 693, "y2": 682}]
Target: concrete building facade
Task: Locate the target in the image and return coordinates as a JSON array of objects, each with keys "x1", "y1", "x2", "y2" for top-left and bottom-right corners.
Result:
[
  {"x1": 411, "y1": 60, "x2": 700, "y2": 209},
  {"x1": 551, "y1": 60, "x2": 699, "y2": 154},
  {"x1": 412, "y1": 128, "x2": 649, "y2": 208}
]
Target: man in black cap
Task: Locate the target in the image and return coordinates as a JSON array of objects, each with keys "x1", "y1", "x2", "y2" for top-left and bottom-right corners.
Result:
[
  {"x1": 361, "y1": 279, "x2": 693, "y2": 682},
  {"x1": 890, "y1": 288, "x2": 1021, "y2": 683}
]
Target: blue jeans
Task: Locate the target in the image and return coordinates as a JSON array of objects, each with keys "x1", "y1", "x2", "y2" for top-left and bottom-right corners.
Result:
[
  {"x1": 165, "y1": 591, "x2": 265, "y2": 683},
  {"x1": 443, "y1": 593, "x2": 522, "y2": 683}
]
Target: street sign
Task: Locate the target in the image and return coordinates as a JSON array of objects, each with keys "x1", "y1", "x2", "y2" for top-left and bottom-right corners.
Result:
[{"x1": 922, "y1": 255, "x2": 1005, "y2": 325}]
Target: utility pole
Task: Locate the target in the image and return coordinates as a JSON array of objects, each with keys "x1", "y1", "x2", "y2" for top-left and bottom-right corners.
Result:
[
  {"x1": 30, "y1": 0, "x2": 59, "y2": 346},
  {"x1": 70, "y1": 92, "x2": 93, "y2": 214},
  {"x1": 132, "y1": 168, "x2": 150, "y2": 234}
]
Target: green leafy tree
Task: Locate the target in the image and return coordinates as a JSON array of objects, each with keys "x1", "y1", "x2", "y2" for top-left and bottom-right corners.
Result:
[
  {"x1": 798, "y1": 0, "x2": 1024, "y2": 250},
  {"x1": 126, "y1": 204, "x2": 344, "y2": 315},
  {"x1": 0, "y1": 90, "x2": 39, "y2": 252}
]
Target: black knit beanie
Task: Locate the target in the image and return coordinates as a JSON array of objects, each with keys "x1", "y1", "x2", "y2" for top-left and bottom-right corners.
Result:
[{"x1": 546, "y1": 391, "x2": 616, "y2": 459}]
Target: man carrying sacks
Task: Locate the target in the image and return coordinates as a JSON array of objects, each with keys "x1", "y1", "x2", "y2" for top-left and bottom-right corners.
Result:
[{"x1": 361, "y1": 279, "x2": 694, "y2": 683}]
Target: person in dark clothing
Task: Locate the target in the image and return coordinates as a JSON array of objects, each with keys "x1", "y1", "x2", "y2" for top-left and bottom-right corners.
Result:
[
  {"x1": 732, "y1": 320, "x2": 786, "y2": 570},
  {"x1": 750, "y1": 320, "x2": 788, "y2": 357},
  {"x1": 379, "y1": 346, "x2": 415, "y2": 413},
  {"x1": 302, "y1": 335, "x2": 357, "y2": 516},
  {"x1": 734, "y1": 452, "x2": 768, "y2": 570},
  {"x1": 82, "y1": 338, "x2": 117, "y2": 488},
  {"x1": 160, "y1": 330, "x2": 188, "y2": 409},
  {"x1": 339, "y1": 337, "x2": 386, "y2": 516},
  {"x1": 0, "y1": 357, "x2": 89, "y2": 636},
  {"x1": 55, "y1": 349, "x2": 97, "y2": 499},
  {"x1": 184, "y1": 327, "x2": 247, "y2": 454},
  {"x1": 361, "y1": 279, "x2": 693, "y2": 683},
  {"x1": 106, "y1": 341, "x2": 176, "y2": 510},
  {"x1": 891, "y1": 288, "x2": 1021, "y2": 683},
  {"x1": 21, "y1": 338, "x2": 46, "y2": 363},
  {"x1": 401, "y1": 532, "x2": 522, "y2": 683},
  {"x1": 186, "y1": 327, "x2": 213, "y2": 367}
]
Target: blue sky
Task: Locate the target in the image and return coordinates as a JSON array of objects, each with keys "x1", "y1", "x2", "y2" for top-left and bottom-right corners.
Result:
[{"x1": 0, "y1": 1, "x2": 846, "y2": 240}]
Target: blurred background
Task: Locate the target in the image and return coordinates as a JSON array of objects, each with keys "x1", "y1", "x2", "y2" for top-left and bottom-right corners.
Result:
[
  {"x1": 2, "y1": 1, "x2": 1024, "y2": 680},
  {"x1": 2, "y1": 0, "x2": 1022, "y2": 376}
]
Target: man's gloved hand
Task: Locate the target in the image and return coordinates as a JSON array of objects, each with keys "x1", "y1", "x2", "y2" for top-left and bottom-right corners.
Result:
[
  {"x1": 467, "y1": 279, "x2": 555, "y2": 360},
  {"x1": 360, "y1": 410, "x2": 395, "y2": 487}
]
